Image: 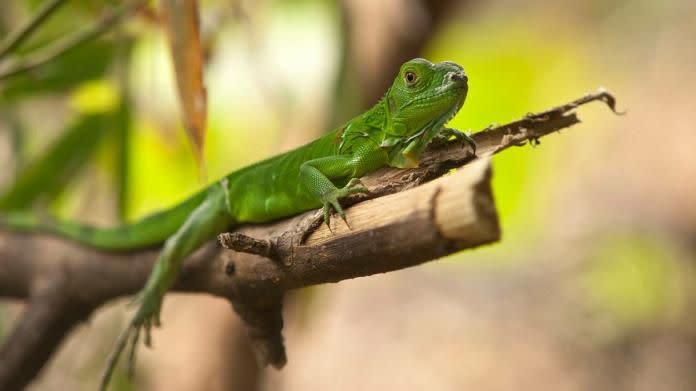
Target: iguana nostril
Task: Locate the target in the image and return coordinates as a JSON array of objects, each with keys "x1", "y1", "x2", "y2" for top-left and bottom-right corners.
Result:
[{"x1": 447, "y1": 72, "x2": 467, "y2": 83}]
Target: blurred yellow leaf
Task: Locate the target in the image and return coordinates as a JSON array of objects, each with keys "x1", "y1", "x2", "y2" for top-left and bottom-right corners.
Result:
[
  {"x1": 160, "y1": 0, "x2": 207, "y2": 174},
  {"x1": 69, "y1": 79, "x2": 119, "y2": 114}
]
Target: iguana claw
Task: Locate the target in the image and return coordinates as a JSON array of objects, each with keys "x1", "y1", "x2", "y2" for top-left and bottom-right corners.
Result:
[
  {"x1": 321, "y1": 178, "x2": 368, "y2": 230},
  {"x1": 99, "y1": 287, "x2": 163, "y2": 391},
  {"x1": 439, "y1": 127, "x2": 477, "y2": 156}
]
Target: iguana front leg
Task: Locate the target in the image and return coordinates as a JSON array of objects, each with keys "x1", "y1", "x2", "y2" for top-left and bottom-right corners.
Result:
[
  {"x1": 436, "y1": 127, "x2": 477, "y2": 155},
  {"x1": 299, "y1": 155, "x2": 370, "y2": 228}
]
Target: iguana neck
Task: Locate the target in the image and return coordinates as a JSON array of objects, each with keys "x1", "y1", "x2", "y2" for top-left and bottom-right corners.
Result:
[
  {"x1": 338, "y1": 87, "x2": 462, "y2": 169},
  {"x1": 378, "y1": 90, "x2": 455, "y2": 168}
]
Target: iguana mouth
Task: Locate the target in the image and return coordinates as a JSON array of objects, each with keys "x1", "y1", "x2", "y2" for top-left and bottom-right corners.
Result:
[{"x1": 438, "y1": 71, "x2": 468, "y2": 93}]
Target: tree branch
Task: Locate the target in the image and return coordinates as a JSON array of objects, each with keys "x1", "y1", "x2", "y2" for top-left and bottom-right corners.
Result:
[{"x1": 0, "y1": 90, "x2": 620, "y2": 390}]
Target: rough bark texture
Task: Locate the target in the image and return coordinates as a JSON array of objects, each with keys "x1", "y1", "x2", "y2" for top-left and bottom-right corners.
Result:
[{"x1": 0, "y1": 90, "x2": 619, "y2": 390}]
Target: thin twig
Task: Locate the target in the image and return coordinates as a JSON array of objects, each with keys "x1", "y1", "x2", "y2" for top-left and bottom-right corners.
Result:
[
  {"x1": 0, "y1": 0, "x2": 146, "y2": 82},
  {"x1": 0, "y1": 0, "x2": 67, "y2": 61},
  {"x1": 218, "y1": 232, "x2": 277, "y2": 260}
]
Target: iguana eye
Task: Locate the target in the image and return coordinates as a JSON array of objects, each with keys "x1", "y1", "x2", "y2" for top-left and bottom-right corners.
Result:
[{"x1": 404, "y1": 71, "x2": 417, "y2": 85}]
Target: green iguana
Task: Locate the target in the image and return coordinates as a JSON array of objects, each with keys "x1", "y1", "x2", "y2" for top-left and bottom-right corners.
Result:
[{"x1": 1, "y1": 58, "x2": 475, "y2": 389}]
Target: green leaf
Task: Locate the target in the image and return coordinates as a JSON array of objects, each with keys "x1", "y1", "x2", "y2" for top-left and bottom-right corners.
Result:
[
  {"x1": 0, "y1": 111, "x2": 112, "y2": 211},
  {"x1": 112, "y1": 98, "x2": 131, "y2": 221},
  {"x1": 0, "y1": 106, "x2": 28, "y2": 175},
  {"x1": 0, "y1": 41, "x2": 116, "y2": 100}
]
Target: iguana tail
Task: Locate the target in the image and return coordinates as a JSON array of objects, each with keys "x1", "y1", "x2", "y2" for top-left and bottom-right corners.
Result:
[{"x1": 0, "y1": 189, "x2": 209, "y2": 251}]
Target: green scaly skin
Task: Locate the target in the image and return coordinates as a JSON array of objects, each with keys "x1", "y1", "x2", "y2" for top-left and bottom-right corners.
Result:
[{"x1": 0, "y1": 58, "x2": 475, "y2": 389}]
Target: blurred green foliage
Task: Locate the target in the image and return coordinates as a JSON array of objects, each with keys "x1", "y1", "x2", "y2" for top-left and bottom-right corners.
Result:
[
  {"x1": 428, "y1": 20, "x2": 591, "y2": 254},
  {"x1": 0, "y1": 1, "x2": 690, "y2": 387},
  {"x1": 0, "y1": 101, "x2": 127, "y2": 211},
  {"x1": 425, "y1": 13, "x2": 689, "y2": 336},
  {"x1": 584, "y1": 233, "x2": 686, "y2": 330},
  {"x1": 0, "y1": 42, "x2": 117, "y2": 101}
]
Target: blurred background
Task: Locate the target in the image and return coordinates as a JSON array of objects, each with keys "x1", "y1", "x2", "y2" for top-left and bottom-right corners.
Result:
[{"x1": 1, "y1": 0, "x2": 696, "y2": 390}]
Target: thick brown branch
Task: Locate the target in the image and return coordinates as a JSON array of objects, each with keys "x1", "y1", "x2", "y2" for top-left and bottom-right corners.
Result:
[
  {"x1": 0, "y1": 90, "x2": 619, "y2": 390},
  {"x1": 0, "y1": 272, "x2": 93, "y2": 390}
]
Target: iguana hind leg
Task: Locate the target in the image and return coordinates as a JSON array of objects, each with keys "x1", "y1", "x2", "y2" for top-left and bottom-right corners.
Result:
[{"x1": 100, "y1": 185, "x2": 232, "y2": 391}]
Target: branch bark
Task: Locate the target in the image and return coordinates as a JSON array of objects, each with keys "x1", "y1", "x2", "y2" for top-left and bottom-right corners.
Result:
[{"x1": 0, "y1": 90, "x2": 619, "y2": 390}]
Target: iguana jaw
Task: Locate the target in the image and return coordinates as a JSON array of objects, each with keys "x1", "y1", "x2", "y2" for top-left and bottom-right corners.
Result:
[{"x1": 388, "y1": 94, "x2": 466, "y2": 168}]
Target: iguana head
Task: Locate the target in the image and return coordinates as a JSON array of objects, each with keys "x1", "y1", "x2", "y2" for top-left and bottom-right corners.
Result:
[{"x1": 382, "y1": 58, "x2": 468, "y2": 168}]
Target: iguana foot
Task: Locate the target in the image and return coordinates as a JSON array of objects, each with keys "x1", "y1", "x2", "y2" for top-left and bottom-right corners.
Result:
[
  {"x1": 438, "y1": 127, "x2": 477, "y2": 156},
  {"x1": 131, "y1": 286, "x2": 163, "y2": 343},
  {"x1": 321, "y1": 178, "x2": 368, "y2": 229},
  {"x1": 99, "y1": 287, "x2": 163, "y2": 391}
]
